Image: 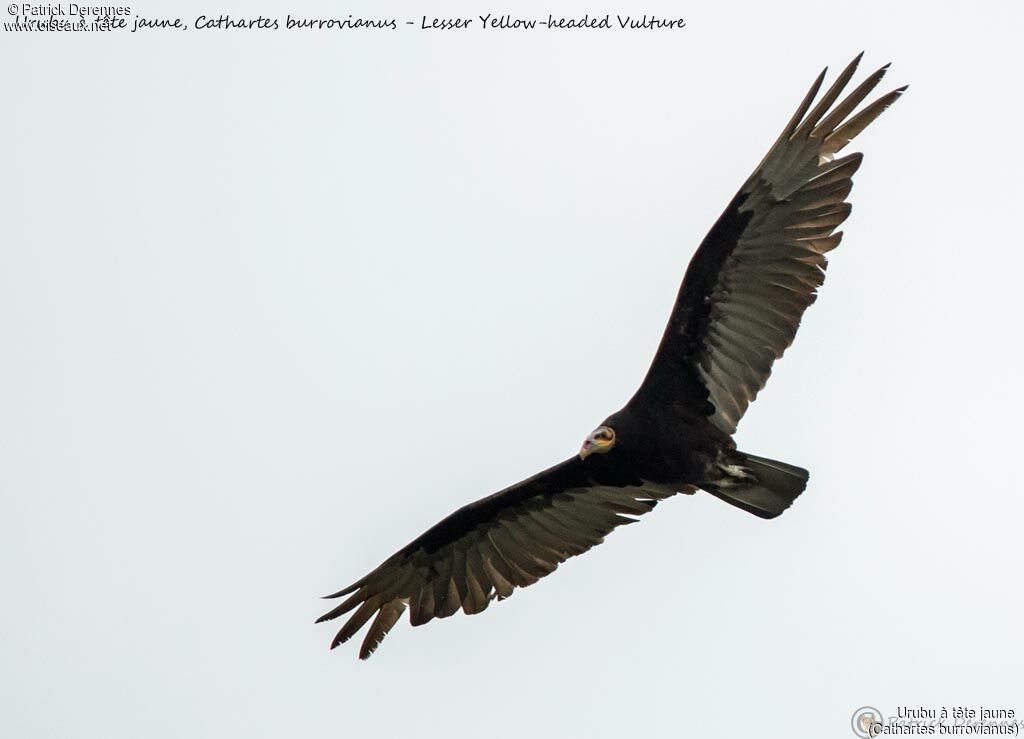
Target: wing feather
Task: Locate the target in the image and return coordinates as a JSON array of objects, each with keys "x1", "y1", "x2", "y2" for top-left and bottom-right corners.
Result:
[
  {"x1": 462, "y1": 546, "x2": 492, "y2": 615},
  {"x1": 409, "y1": 583, "x2": 435, "y2": 626},
  {"x1": 359, "y1": 600, "x2": 406, "y2": 660}
]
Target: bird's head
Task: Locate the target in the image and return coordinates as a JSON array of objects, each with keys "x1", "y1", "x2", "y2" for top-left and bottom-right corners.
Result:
[{"x1": 580, "y1": 425, "x2": 616, "y2": 460}]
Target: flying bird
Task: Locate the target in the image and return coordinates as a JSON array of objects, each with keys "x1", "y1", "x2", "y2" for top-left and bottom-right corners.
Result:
[{"x1": 318, "y1": 54, "x2": 905, "y2": 659}]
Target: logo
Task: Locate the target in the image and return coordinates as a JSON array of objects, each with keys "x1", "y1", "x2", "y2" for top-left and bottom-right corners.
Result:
[{"x1": 851, "y1": 706, "x2": 883, "y2": 737}]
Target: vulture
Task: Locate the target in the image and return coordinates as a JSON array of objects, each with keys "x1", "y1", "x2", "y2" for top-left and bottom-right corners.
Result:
[{"x1": 318, "y1": 54, "x2": 905, "y2": 659}]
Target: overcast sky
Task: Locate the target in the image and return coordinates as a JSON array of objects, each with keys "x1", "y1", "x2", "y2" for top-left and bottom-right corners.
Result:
[{"x1": 3, "y1": 1, "x2": 1022, "y2": 737}]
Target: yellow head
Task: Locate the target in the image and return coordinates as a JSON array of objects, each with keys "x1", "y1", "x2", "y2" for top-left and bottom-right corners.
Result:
[{"x1": 579, "y1": 425, "x2": 616, "y2": 459}]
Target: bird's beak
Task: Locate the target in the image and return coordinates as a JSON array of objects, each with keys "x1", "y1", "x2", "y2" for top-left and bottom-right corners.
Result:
[{"x1": 579, "y1": 439, "x2": 595, "y2": 460}]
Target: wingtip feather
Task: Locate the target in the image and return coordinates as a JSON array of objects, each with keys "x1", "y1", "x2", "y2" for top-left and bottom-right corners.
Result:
[{"x1": 322, "y1": 581, "x2": 361, "y2": 599}]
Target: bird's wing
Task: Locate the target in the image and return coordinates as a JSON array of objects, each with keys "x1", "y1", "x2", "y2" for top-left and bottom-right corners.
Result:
[
  {"x1": 635, "y1": 54, "x2": 905, "y2": 435},
  {"x1": 317, "y1": 457, "x2": 675, "y2": 659}
]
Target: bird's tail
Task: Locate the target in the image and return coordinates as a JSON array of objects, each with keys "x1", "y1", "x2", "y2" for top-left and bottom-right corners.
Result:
[{"x1": 706, "y1": 452, "x2": 809, "y2": 519}]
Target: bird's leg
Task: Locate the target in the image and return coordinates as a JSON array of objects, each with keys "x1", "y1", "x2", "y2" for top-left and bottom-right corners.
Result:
[{"x1": 711, "y1": 459, "x2": 757, "y2": 488}]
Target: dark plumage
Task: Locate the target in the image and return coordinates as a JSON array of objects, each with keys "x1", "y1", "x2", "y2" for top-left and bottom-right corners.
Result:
[{"x1": 318, "y1": 54, "x2": 905, "y2": 659}]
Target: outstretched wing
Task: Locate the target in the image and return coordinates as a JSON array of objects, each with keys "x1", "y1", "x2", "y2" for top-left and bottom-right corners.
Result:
[
  {"x1": 317, "y1": 457, "x2": 675, "y2": 659},
  {"x1": 635, "y1": 54, "x2": 905, "y2": 434}
]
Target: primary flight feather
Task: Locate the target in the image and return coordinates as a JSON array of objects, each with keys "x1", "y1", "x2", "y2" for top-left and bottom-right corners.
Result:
[{"x1": 318, "y1": 54, "x2": 905, "y2": 659}]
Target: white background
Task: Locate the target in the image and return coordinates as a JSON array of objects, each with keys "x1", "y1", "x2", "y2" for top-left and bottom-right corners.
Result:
[{"x1": 3, "y1": 1, "x2": 1022, "y2": 737}]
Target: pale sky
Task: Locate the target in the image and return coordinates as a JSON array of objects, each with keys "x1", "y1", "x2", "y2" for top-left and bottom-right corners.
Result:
[{"x1": 3, "y1": 1, "x2": 1022, "y2": 737}]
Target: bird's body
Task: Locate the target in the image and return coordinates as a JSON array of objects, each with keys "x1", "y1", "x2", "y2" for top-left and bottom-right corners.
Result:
[
  {"x1": 318, "y1": 54, "x2": 906, "y2": 659},
  {"x1": 597, "y1": 403, "x2": 726, "y2": 488}
]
